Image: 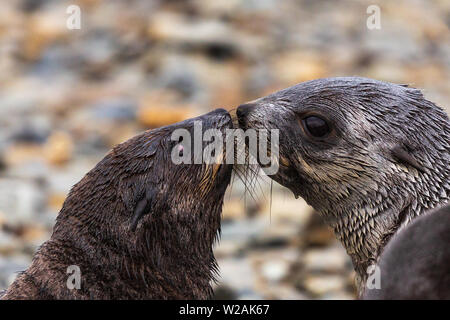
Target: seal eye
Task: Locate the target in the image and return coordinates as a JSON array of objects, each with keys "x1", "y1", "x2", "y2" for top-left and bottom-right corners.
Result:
[{"x1": 302, "y1": 116, "x2": 330, "y2": 138}]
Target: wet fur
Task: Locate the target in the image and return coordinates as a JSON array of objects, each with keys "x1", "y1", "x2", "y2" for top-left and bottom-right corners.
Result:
[
  {"x1": 364, "y1": 204, "x2": 450, "y2": 299},
  {"x1": 2, "y1": 109, "x2": 233, "y2": 300},
  {"x1": 237, "y1": 77, "x2": 450, "y2": 294}
]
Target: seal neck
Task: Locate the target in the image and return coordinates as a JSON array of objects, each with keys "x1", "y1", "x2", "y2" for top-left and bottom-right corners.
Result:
[{"x1": 319, "y1": 166, "x2": 449, "y2": 294}]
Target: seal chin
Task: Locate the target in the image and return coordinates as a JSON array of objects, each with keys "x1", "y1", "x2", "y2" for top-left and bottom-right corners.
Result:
[{"x1": 268, "y1": 166, "x2": 307, "y2": 199}]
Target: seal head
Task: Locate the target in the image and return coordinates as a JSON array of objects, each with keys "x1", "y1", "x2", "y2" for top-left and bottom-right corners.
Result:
[
  {"x1": 3, "y1": 108, "x2": 233, "y2": 300},
  {"x1": 237, "y1": 77, "x2": 450, "y2": 293}
]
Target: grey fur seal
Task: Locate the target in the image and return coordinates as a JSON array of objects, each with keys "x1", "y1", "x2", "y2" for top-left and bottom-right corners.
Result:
[{"x1": 236, "y1": 77, "x2": 450, "y2": 295}]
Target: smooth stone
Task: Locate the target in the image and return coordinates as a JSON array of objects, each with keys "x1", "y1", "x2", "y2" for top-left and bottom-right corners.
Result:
[
  {"x1": 303, "y1": 246, "x2": 351, "y2": 274},
  {"x1": 304, "y1": 275, "x2": 347, "y2": 296},
  {"x1": 260, "y1": 260, "x2": 289, "y2": 283}
]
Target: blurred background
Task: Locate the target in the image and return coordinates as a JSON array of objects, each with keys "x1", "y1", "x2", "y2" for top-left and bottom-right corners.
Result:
[{"x1": 0, "y1": 0, "x2": 449, "y2": 299}]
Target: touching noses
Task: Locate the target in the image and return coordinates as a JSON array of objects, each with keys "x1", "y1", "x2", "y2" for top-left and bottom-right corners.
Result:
[{"x1": 236, "y1": 103, "x2": 257, "y2": 120}]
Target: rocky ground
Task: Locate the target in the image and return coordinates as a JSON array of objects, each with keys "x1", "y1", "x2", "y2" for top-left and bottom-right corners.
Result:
[{"x1": 0, "y1": 0, "x2": 449, "y2": 299}]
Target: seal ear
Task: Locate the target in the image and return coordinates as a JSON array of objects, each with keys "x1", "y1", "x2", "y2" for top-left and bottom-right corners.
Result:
[
  {"x1": 129, "y1": 189, "x2": 156, "y2": 232},
  {"x1": 390, "y1": 144, "x2": 425, "y2": 173}
]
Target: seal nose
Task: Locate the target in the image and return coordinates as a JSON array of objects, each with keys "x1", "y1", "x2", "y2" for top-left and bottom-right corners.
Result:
[
  {"x1": 236, "y1": 103, "x2": 256, "y2": 119},
  {"x1": 198, "y1": 108, "x2": 233, "y2": 130}
]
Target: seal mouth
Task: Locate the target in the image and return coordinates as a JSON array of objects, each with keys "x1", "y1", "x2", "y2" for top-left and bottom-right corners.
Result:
[
  {"x1": 201, "y1": 108, "x2": 234, "y2": 169},
  {"x1": 198, "y1": 108, "x2": 234, "y2": 134},
  {"x1": 165, "y1": 107, "x2": 234, "y2": 177},
  {"x1": 199, "y1": 110, "x2": 234, "y2": 201}
]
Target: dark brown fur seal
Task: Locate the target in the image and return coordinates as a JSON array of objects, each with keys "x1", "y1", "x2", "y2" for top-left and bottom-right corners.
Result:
[
  {"x1": 236, "y1": 77, "x2": 450, "y2": 295},
  {"x1": 2, "y1": 108, "x2": 233, "y2": 300},
  {"x1": 363, "y1": 204, "x2": 450, "y2": 300}
]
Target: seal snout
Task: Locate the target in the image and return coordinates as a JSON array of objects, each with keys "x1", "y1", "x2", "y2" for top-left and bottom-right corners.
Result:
[
  {"x1": 236, "y1": 103, "x2": 256, "y2": 118},
  {"x1": 236, "y1": 103, "x2": 257, "y2": 129},
  {"x1": 198, "y1": 108, "x2": 233, "y2": 130}
]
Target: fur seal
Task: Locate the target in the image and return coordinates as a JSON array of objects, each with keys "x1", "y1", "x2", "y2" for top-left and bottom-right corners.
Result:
[
  {"x1": 363, "y1": 204, "x2": 450, "y2": 299},
  {"x1": 236, "y1": 77, "x2": 450, "y2": 295},
  {"x1": 2, "y1": 108, "x2": 233, "y2": 300}
]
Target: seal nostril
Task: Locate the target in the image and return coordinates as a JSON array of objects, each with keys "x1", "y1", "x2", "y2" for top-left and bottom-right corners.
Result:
[
  {"x1": 236, "y1": 103, "x2": 256, "y2": 119},
  {"x1": 236, "y1": 107, "x2": 244, "y2": 118}
]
